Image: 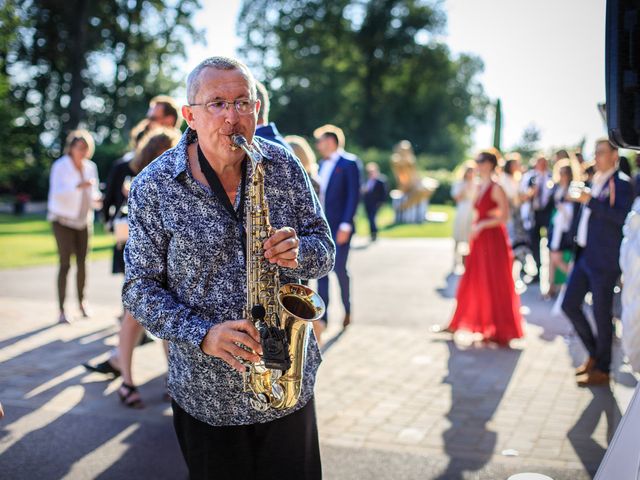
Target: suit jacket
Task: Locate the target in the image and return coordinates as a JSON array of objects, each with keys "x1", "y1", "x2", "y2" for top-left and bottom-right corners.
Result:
[
  {"x1": 581, "y1": 170, "x2": 633, "y2": 272},
  {"x1": 323, "y1": 152, "x2": 361, "y2": 236},
  {"x1": 102, "y1": 154, "x2": 135, "y2": 224},
  {"x1": 255, "y1": 123, "x2": 293, "y2": 153},
  {"x1": 363, "y1": 176, "x2": 387, "y2": 210}
]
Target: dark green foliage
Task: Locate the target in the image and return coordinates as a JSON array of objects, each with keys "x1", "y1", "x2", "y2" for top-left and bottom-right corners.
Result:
[
  {"x1": 1, "y1": 0, "x2": 201, "y2": 199},
  {"x1": 0, "y1": 2, "x2": 43, "y2": 198},
  {"x1": 238, "y1": 0, "x2": 487, "y2": 164},
  {"x1": 493, "y1": 98, "x2": 501, "y2": 152}
]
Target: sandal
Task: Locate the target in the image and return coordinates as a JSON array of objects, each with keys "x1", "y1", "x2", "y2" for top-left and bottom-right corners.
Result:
[{"x1": 117, "y1": 383, "x2": 145, "y2": 409}]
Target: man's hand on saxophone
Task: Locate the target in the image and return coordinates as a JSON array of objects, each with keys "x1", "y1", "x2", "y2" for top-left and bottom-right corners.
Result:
[
  {"x1": 200, "y1": 320, "x2": 263, "y2": 372},
  {"x1": 263, "y1": 226, "x2": 300, "y2": 268}
]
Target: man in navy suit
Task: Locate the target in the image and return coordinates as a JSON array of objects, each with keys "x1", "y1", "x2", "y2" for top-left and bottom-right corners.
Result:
[
  {"x1": 363, "y1": 162, "x2": 388, "y2": 241},
  {"x1": 314, "y1": 124, "x2": 361, "y2": 333},
  {"x1": 254, "y1": 81, "x2": 292, "y2": 152},
  {"x1": 562, "y1": 138, "x2": 633, "y2": 386}
]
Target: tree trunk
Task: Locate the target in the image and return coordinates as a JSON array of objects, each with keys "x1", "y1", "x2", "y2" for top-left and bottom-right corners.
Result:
[{"x1": 66, "y1": 0, "x2": 90, "y2": 132}]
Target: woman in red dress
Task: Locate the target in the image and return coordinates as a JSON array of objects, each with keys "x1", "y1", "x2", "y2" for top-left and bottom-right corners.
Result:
[{"x1": 447, "y1": 150, "x2": 524, "y2": 345}]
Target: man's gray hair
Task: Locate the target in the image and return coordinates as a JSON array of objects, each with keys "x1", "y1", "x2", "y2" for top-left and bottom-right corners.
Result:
[{"x1": 186, "y1": 56, "x2": 257, "y2": 104}]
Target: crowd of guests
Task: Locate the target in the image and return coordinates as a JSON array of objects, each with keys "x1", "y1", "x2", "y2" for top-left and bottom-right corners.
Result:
[
  {"x1": 45, "y1": 76, "x2": 392, "y2": 409},
  {"x1": 448, "y1": 142, "x2": 638, "y2": 386},
  {"x1": 27, "y1": 53, "x2": 640, "y2": 478},
  {"x1": 41, "y1": 58, "x2": 376, "y2": 476},
  {"x1": 46, "y1": 87, "x2": 640, "y2": 403}
]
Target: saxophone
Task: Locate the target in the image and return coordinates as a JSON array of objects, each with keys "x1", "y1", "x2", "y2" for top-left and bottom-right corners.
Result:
[{"x1": 232, "y1": 134, "x2": 325, "y2": 412}]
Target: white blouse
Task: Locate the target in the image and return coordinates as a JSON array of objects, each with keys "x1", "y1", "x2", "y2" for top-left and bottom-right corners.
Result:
[{"x1": 47, "y1": 155, "x2": 100, "y2": 229}]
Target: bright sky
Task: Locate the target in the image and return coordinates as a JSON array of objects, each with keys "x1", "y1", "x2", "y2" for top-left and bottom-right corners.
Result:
[{"x1": 184, "y1": 0, "x2": 607, "y2": 156}]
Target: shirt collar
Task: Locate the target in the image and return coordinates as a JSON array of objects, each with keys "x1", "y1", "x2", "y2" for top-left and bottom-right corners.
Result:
[
  {"x1": 593, "y1": 167, "x2": 617, "y2": 186},
  {"x1": 170, "y1": 127, "x2": 272, "y2": 179},
  {"x1": 325, "y1": 149, "x2": 342, "y2": 163}
]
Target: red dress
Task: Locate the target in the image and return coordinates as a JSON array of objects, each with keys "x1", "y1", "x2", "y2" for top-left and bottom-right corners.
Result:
[{"x1": 449, "y1": 182, "x2": 524, "y2": 343}]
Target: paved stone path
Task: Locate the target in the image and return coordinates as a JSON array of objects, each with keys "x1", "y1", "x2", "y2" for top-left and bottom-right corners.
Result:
[{"x1": 0, "y1": 238, "x2": 636, "y2": 479}]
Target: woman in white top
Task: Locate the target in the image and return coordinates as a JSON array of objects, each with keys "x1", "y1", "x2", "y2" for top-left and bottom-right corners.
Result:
[
  {"x1": 451, "y1": 162, "x2": 476, "y2": 269},
  {"x1": 47, "y1": 129, "x2": 100, "y2": 323}
]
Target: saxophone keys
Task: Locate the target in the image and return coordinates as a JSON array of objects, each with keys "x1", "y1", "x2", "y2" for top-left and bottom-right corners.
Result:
[
  {"x1": 250, "y1": 394, "x2": 270, "y2": 412},
  {"x1": 271, "y1": 382, "x2": 284, "y2": 402}
]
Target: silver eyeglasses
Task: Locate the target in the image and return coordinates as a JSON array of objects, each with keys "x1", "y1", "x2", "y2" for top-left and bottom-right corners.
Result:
[{"x1": 188, "y1": 99, "x2": 256, "y2": 116}]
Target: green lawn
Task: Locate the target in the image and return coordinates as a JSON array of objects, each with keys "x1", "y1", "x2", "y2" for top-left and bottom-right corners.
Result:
[
  {"x1": 0, "y1": 204, "x2": 453, "y2": 269},
  {"x1": 355, "y1": 203, "x2": 454, "y2": 238},
  {"x1": 0, "y1": 213, "x2": 114, "y2": 269}
]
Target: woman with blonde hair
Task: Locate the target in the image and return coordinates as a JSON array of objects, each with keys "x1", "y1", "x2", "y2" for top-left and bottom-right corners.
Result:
[
  {"x1": 84, "y1": 127, "x2": 180, "y2": 408},
  {"x1": 129, "y1": 127, "x2": 181, "y2": 174},
  {"x1": 284, "y1": 135, "x2": 320, "y2": 195},
  {"x1": 47, "y1": 129, "x2": 101, "y2": 324},
  {"x1": 451, "y1": 160, "x2": 477, "y2": 269},
  {"x1": 103, "y1": 119, "x2": 152, "y2": 277}
]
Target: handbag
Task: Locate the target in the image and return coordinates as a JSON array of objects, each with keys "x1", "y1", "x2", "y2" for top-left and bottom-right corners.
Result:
[{"x1": 113, "y1": 205, "x2": 129, "y2": 245}]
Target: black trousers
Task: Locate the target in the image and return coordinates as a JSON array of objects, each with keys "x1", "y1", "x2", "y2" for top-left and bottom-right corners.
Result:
[
  {"x1": 318, "y1": 239, "x2": 351, "y2": 324},
  {"x1": 562, "y1": 256, "x2": 619, "y2": 373},
  {"x1": 529, "y1": 210, "x2": 551, "y2": 275},
  {"x1": 365, "y1": 204, "x2": 380, "y2": 235},
  {"x1": 172, "y1": 397, "x2": 321, "y2": 480}
]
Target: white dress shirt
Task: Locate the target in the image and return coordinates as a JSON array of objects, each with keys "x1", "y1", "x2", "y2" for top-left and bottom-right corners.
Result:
[
  {"x1": 318, "y1": 150, "x2": 341, "y2": 204},
  {"x1": 576, "y1": 167, "x2": 617, "y2": 247},
  {"x1": 520, "y1": 169, "x2": 553, "y2": 210},
  {"x1": 318, "y1": 149, "x2": 352, "y2": 233}
]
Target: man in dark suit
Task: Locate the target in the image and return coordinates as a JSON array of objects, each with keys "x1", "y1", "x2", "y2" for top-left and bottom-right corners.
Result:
[
  {"x1": 521, "y1": 154, "x2": 554, "y2": 283},
  {"x1": 363, "y1": 162, "x2": 387, "y2": 241},
  {"x1": 254, "y1": 81, "x2": 292, "y2": 152},
  {"x1": 314, "y1": 124, "x2": 361, "y2": 333},
  {"x1": 562, "y1": 138, "x2": 633, "y2": 386}
]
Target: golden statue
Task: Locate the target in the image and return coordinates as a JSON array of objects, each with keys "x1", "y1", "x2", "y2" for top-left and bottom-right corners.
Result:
[{"x1": 390, "y1": 140, "x2": 439, "y2": 223}]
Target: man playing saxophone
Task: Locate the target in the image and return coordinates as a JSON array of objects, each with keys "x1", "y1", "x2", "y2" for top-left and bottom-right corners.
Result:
[{"x1": 123, "y1": 56, "x2": 334, "y2": 479}]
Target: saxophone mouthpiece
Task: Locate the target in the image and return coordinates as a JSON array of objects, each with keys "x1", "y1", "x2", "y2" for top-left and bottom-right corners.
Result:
[{"x1": 231, "y1": 134, "x2": 248, "y2": 149}]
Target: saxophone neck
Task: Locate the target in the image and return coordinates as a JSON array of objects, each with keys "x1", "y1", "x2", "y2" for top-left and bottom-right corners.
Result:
[{"x1": 232, "y1": 134, "x2": 264, "y2": 169}]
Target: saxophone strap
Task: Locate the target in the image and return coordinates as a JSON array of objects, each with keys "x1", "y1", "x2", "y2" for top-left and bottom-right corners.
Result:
[{"x1": 197, "y1": 145, "x2": 248, "y2": 255}]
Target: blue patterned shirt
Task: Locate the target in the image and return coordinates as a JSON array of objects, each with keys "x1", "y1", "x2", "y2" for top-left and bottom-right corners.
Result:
[{"x1": 122, "y1": 128, "x2": 335, "y2": 426}]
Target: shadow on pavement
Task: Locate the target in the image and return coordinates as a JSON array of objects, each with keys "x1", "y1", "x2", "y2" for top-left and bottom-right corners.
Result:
[
  {"x1": 436, "y1": 272, "x2": 459, "y2": 299},
  {"x1": 0, "y1": 322, "x2": 184, "y2": 479},
  {"x1": 321, "y1": 329, "x2": 346, "y2": 354},
  {"x1": 0, "y1": 323, "x2": 58, "y2": 351},
  {"x1": 568, "y1": 386, "x2": 622, "y2": 476},
  {"x1": 436, "y1": 341, "x2": 521, "y2": 480}
]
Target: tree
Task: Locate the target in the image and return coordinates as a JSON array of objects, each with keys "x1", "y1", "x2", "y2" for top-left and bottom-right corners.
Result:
[
  {"x1": 511, "y1": 123, "x2": 541, "y2": 162},
  {"x1": 237, "y1": 0, "x2": 487, "y2": 163},
  {"x1": 0, "y1": 1, "x2": 42, "y2": 197},
  {"x1": 493, "y1": 98, "x2": 502, "y2": 152},
  {"x1": 2, "y1": 0, "x2": 202, "y2": 198}
]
